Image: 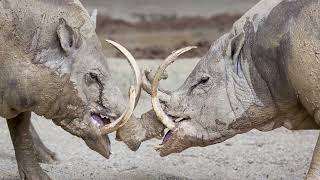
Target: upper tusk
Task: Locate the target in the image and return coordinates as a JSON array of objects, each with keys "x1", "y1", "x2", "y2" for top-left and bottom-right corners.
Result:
[
  {"x1": 145, "y1": 69, "x2": 171, "y2": 95},
  {"x1": 151, "y1": 46, "x2": 197, "y2": 130},
  {"x1": 100, "y1": 86, "x2": 136, "y2": 134},
  {"x1": 105, "y1": 39, "x2": 142, "y2": 108},
  {"x1": 145, "y1": 68, "x2": 168, "y2": 82},
  {"x1": 142, "y1": 72, "x2": 171, "y2": 102}
]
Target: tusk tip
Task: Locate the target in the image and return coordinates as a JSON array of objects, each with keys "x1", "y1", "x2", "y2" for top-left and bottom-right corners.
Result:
[
  {"x1": 179, "y1": 46, "x2": 197, "y2": 52},
  {"x1": 170, "y1": 46, "x2": 198, "y2": 58},
  {"x1": 105, "y1": 39, "x2": 119, "y2": 47},
  {"x1": 105, "y1": 39, "x2": 118, "y2": 47}
]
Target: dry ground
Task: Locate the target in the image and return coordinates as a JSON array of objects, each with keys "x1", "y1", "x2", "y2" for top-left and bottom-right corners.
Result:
[
  {"x1": 0, "y1": 59, "x2": 318, "y2": 180},
  {"x1": 1, "y1": 1, "x2": 318, "y2": 179}
]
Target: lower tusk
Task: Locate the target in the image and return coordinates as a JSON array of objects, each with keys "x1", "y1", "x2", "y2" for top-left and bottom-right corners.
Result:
[
  {"x1": 105, "y1": 39, "x2": 142, "y2": 108},
  {"x1": 151, "y1": 46, "x2": 197, "y2": 130},
  {"x1": 100, "y1": 86, "x2": 136, "y2": 134}
]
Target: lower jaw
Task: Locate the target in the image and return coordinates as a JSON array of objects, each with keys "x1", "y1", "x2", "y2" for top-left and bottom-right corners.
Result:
[
  {"x1": 105, "y1": 135, "x2": 111, "y2": 147},
  {"x1": 158, "y1": 131, "x2": 229, "y2": 150}
]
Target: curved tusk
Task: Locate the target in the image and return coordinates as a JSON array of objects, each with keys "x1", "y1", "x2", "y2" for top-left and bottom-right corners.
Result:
[
  {"x1": 145, "y1": 68, "x2": 168, "y2": 82},
  {"x1": 145, "y1": 69, "x2": 171, "y2": 95},
  {"x1": 151, "y1": 46, "x2": 197, "y2": 130},
  {"x1": 100, "y1": 86, "x2": 136, "y2": 134},
  {"x1": 105, "y1": 39, "x2": 142, "y2": 108},
  {"x1": 142, "y1": 72, "x2": 171, "y2": 102}
]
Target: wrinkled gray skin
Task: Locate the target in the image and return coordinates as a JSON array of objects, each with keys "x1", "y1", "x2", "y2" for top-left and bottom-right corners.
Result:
[
  {"x1": 0, "y1": 0, "x2": 163, "y2": 179},
  {"x1": 147, "y1": 0, "x2": 320, "y2": 178}
]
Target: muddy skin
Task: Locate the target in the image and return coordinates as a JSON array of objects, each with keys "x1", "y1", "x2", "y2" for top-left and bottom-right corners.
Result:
[
  {"x1": 0, "y1": 0, "x2": 157, "y2": 178},
  {"x1": 7, "y1": 112, "x2": 51, "y2": 180},
  {"x1": 30, "y1": 124, "x2": 59, "y2": 164},
  {"x1": 116, "y1": 110, "x2": 166, "y2": 150},
  {"x1": 143, "y1": 0, "x2": 320, "y2": 178}
]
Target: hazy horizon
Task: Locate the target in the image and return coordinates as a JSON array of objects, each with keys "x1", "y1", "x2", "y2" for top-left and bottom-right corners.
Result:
[{"x1": 81, "y1": 0, "x2": 259, "y2": 21}]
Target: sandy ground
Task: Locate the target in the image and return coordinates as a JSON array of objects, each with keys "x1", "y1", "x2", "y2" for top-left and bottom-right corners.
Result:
[{"x1": 0, "y1": 58, "x2": 319, "y2": 180}]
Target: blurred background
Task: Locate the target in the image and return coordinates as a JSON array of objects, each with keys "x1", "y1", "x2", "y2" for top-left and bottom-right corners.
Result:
[
  {"x1": 1, "y1": 1, "x2": 318, "y2": 180},
  {"x1": 80, "y1": 0, "x2": 258, "y2": 59}
]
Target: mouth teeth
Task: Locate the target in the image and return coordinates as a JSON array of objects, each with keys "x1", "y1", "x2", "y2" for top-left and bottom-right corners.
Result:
[
  {"x1": 91, "y1": 113, "x2": 111, "y2": 128},
  {"x1": 101, "y1": 115, "x2": 108, "y2": 119}
]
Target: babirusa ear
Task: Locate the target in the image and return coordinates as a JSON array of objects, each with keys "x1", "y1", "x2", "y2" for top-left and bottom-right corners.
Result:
[
  {"x1": 90, "y1": 9, "x2": 98, "y2": 29},
  {"x1": 57, "y1": 18, "x2": 81, "y2": 55},
  {"x1": 226, "y1": 32, "x2": 245, "y2": 61}
]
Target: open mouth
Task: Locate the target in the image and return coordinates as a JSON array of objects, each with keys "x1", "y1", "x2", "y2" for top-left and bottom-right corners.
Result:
[
  {"x1": 162, "y1": 130, "x2": 173, "y2": 144},
  {"x1": 158, "y1": 115, "x2": 189, "y2": 147},
  {"x1": 90, "y1": 112, "x2": 113, "y2": 156},
  {"x1": 155, "y1": 129, "x2": 173, "y2": 151},
  {"x1": 90, "y1": 112, "x2": 112, "y2": 127}
]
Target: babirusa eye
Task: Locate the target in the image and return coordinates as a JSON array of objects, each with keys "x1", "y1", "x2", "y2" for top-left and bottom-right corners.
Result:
[
  {"x1": 89, "y1": 72, "x2": 98, "y2": 79},
  {"x1": 199, "y1": 76, "x2": 210, "y2": 84},
  {"x1": 197, "y1": 73, "x2": 211, "y2": 86},
  {"x1": 85, "y1": 72, "x2": 99, "y2": 85}
]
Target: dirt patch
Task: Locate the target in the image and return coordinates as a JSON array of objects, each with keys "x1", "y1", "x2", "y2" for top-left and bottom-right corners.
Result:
[{"x1": 96, "y1": 13, "x2": 242, "y2": 59}]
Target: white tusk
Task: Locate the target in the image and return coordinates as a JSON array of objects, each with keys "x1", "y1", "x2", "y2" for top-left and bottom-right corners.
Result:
[
  {"x1": 151, "y1": 46, "x2": 197, "y2": 130},
  {"x1": 142, "y1": 71, "x2": 171, "y2": 102},
  {"x1": 100, "y1": 86, "x2": 136, "y2": 134},
  {"x1": 105, "y1": 39, "x2": 142, "y2": 108}
]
